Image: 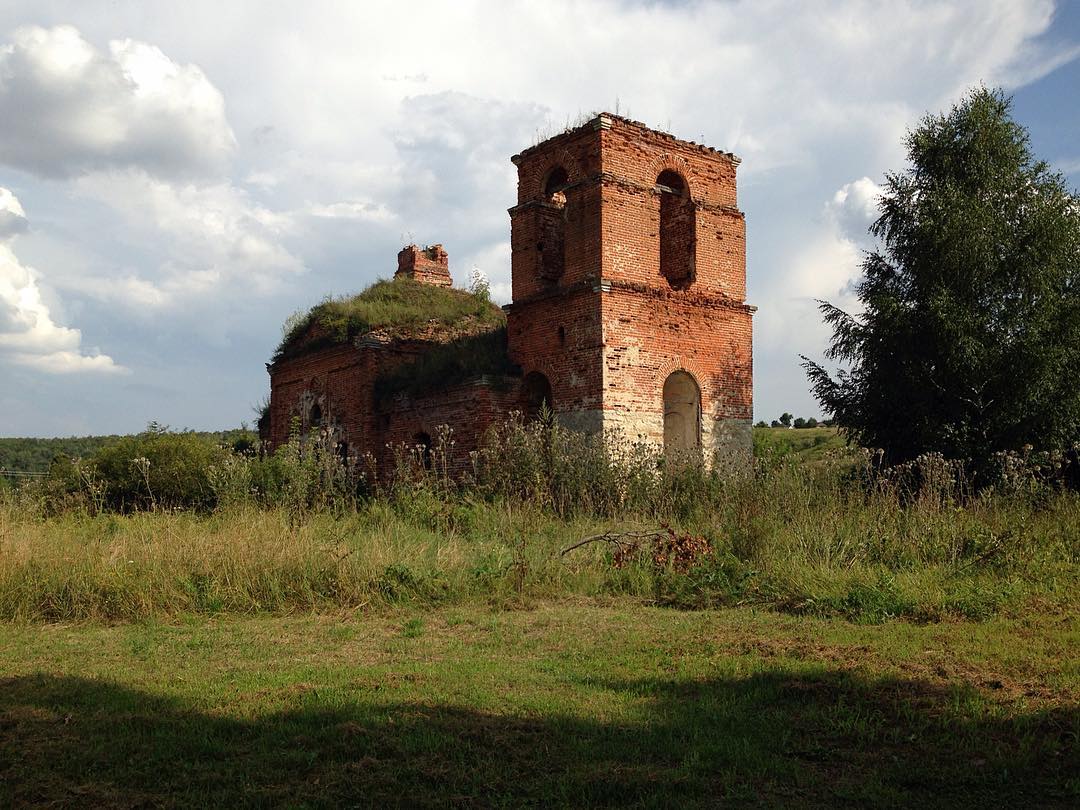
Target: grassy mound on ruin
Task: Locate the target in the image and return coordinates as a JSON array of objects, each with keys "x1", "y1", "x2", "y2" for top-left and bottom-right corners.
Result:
[{"x1": 273, "y1": 278, "x2": 505, "y2": 362}]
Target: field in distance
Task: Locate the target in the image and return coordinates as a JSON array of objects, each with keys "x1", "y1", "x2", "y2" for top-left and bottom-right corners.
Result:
[{"x1": 0, "y1": 425, "x2": 849, "y2": 475}]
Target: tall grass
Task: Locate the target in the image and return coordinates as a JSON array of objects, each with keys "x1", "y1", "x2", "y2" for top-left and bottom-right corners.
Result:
[{"x1": 2, "y1": 419, "x2": 1077, "y2": 623}]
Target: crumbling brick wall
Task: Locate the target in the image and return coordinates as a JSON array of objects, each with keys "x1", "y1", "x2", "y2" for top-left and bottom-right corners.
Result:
[
  {"x1": 507, "y1": 114, "x2": 754, "y2": 455},
  {"x1": 395, "y1": 244, "x2": 452, "y2": 287},
  {"x1": 377, "y1": 378, "x2": 523, "y2": 476}
]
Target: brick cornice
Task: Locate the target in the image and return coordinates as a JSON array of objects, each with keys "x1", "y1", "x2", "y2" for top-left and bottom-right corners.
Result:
[
  {"x1": 600, "y1": 278, "x2": 755, "y2": 314},
  {"x1": 505, "y1": 276, "x2": 755, "y2": 315}
]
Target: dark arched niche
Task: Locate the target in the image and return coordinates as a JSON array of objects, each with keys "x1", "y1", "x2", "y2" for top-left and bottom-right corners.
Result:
[
  {"x1": 522, "y1": 371, "x2": 554, "y2": 421},
  {"x1": 656, "y1": 169, "x2": 695, "y2": 289},
  {"x1": 537, "y1": 166, "x2": 569, "y2": 283}
]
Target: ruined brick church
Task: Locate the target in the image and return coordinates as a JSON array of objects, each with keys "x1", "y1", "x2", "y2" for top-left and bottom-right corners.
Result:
[{"x1": 264, "y1": 113, "x2": 754, "y2": 470}]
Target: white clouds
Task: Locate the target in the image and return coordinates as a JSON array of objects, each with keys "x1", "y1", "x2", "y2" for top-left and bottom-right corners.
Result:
[
  {"x1": 0, "y1": 187, "x2": 123, "y2": 373},
  {"x1": 459, "y1": 239, "x2": 512, "y2": 304},
  {"x1": 68, "y1": 170, "x2": 304, "y2": 308},
  {"x1": 0, "y1": 25, "x2": 234, "y2": 178},
  {"x1": 307, "y1": 200, "x2": 396, "y2": 224},
  {"x1": 0, "y1": 187, "x2": 28, "y2": 238},
  {"x1": 827, "y1": 178, "x2": 885, "y2": 244},
  {"x1": 756, "y1": 177, "x2": 884, "y2": 354}
]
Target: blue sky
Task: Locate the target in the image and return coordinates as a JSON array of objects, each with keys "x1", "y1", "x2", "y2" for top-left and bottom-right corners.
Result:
[
  {"x1": 0, "y1": 1, "x2": 1078, "y2": 437},
  {"x1": 1013, "y1": 3, "x2": 1080, "y2": 175}
]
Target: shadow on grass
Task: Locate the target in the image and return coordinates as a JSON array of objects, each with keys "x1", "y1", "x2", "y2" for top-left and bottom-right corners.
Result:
[{"x1": 0, "y1": 669, "x2": 1076, "y2": 808}]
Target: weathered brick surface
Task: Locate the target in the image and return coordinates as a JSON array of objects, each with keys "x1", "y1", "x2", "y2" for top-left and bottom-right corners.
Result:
[
  {"x1": 377, "y1": 378, "x2": 522, "y2": 474},
  {"x1": 266, "y1": 113, "x2": 754, "y2": 466},
  {"x1": 507, "y1": 114, "x2": 753, "y2": 453},
  {"x1": 395, "y1": 243, "x2": 452, "y2": 287}
]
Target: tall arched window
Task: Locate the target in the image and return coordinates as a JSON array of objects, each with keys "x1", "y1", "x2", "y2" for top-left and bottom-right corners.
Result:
[
  {"x1": 663, "y1": 370, "x2": 701, "y2": 454},
  {"x1": 538, "y1": 167, "x2": 568, "y2": 283},
  {"x1": 309, "y1": 402, "x2": 322, "y2": 429},
  {"x1": 657, "y1": 170, "x2": 695, "y2": 289},
  {"x1": 522, "y1": 371, "x2": 554, "y2": 420}
]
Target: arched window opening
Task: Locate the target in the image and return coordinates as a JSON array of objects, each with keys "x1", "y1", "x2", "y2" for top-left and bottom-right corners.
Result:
[
  {"x1": 309, "y1": 403, "x2": 322, "y2": 429},
  {"x1": 544, "y1": 166, "x2": 569, "y2": 206},
  {"x1": 538, "y1": 166, "x2": 568, "y2": 283},
  {"x1": 522, "y1": 372, "x2": 554, "y2": 421},
  {"x1": 663, "y1": 370, "x2": 701, "y2": 455},
  {"x1": 413, "y1": 431, "x2": 433, "y2": 469},
  {"x1": 657, "y1": 170, "x2": 695, "y2": 290}
]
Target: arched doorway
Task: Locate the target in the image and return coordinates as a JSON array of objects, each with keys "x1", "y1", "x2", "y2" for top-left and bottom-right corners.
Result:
[
  {"x1": 663, "y1": 370, "x2": 701, "y2": 454},
  {"x1": 522, "y1": 371, "x2": 554, "y2": 420}
]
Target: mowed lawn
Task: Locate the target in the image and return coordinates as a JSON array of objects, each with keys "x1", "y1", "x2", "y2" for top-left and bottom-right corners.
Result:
[{"x1": 1, "y1": 604, "x2": 1077, "y2": 808}]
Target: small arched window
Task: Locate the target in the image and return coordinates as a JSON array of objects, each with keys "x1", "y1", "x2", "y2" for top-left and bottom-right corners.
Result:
[
  {"x1": 522, "y1": 371, "x2": 554, "y2": 421},
  {"x1": 544, "y1": 166, "x2": 569, "y2": 207},
  {"x1": 656, "y1": 170, "x2": 695, "y2": 289},
  {"x1": 309, "y1": 403, "x2": 322, "y2": 429},
  {"x1": 413, "y1": 431, "x2": 433, "y2": 469},
  {"x1": 663, "y1": 370, "x2": 701, "y2": 455},
  {"x1": 537, "y1": 166, "x2": 568, "y2": 283}
]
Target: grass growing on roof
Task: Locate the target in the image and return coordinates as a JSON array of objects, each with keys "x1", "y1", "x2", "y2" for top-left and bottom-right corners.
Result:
[
  {"x1": 273, "y1": 277, "x2": 505, "y2": 362},
  {"x1": 373, "y1": 328, "x2": 519, "y2": 403}
]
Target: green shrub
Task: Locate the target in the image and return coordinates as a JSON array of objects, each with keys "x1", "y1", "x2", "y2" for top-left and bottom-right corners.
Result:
[
  {"x1": 91, "y1": 427, "x2": 228, "y2": 512},
  {"x1": 6, "y1": 413, "x2": 1079, "y2": 624}
]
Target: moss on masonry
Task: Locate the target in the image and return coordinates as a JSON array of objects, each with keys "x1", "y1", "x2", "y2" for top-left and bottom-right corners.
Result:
[{"x1": 373, "y1": 328, "x2": 520, "y2": 404}]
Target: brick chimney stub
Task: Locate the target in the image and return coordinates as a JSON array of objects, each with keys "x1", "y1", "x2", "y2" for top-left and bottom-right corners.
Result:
[{"x1": 395, "y1": 244, "x2": 452, "y2": 287}]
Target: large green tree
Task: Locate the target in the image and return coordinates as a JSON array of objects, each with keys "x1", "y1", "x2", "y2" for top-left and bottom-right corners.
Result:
[{"x1": 804, "y1": 88, "x2": 1080, "y2": 474}]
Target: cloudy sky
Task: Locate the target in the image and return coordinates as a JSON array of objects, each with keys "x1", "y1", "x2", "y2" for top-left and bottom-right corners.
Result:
[{"x1": 1, "y1": 1, "x2": 1078, "y2": 437}]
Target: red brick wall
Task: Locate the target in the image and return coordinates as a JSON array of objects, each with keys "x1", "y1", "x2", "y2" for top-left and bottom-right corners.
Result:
[
  {"x1": 507, "y1": 114, "x2": 753, "y2": 451},
  {"x1": 267, "y1": 337, "x2": 440, "y2": 456},
  {"x1": 267, "y1": 336, "x2": 529, "y2": 477},
  {"x1": 377, "y1": 378, "x2": 522, "y2": 475},
  {"x1": 267, "y1": 344, "x2": 367, "y2": 451},
  {"x1": 596, "y1": 119, "x2": 744, "y2": 299},
  {"x1": 600, "y1": 284, "x2": 753, "y2": 450},
  {"x1": 506, "y1": 288, "x2": 603, "y2": 427}
]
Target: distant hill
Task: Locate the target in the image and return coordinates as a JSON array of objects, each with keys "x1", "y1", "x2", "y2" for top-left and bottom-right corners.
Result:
[{"x1": 0, "y1": 430, "x2": 254, "y2": 474}]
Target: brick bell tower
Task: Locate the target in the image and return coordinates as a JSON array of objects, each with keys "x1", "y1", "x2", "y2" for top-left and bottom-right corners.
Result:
[{"x1": 505, "y1": 113, "x2": 754, "y2": 456}]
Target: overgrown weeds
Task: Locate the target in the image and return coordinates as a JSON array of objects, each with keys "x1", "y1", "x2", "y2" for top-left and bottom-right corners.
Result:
[{"x1": 1, "y1": 419, "x2": 1077, "y2": 623}]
